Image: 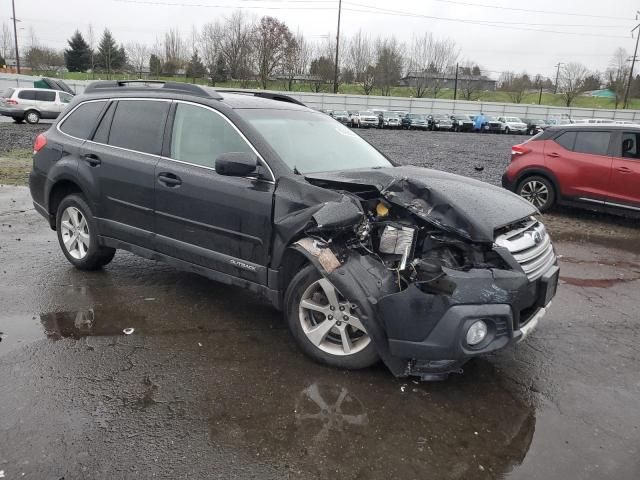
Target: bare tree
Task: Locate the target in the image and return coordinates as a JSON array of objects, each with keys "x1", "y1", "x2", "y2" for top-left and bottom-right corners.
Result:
[
  {"x1": 347, "y1": 29, "x2": 374, "y2": 92},
  {"x1": 126, "y1": 42, "x2": 149, "y2": 78},
  {"x1": 361, "y1": 64, "x2": 376, "y2": 95},
  {"x1": 252, "y1": 16, "x2": 293, "y2": 89},
  {"x1": 282, "y1": 31, "x2": 311, "y2": 91},
  {"x1": 500, "y1": 71, "x2": 530, "y2": 103},
  {"x1": 1, "y1": 23, "x2": 12, "y2": 61},
  {"x1": 220, "y1": 10, "x2": 255, "y2": 84},
  {"x1": 607, "y1": 48, "x2": 630, "y2": 109},
  {"x1": 374, "y1": 36, "x2": 405, "y2": 96},
  {"x1": 164, "y1": 28, "x2": 186, "y2": 75},
  {"x1": 201, "y1": 20, "x2": 223, "y2": 77},
  {"x1": 457, "y1": 61, "x2": 483, "y2": 101},
  {"x1": 559, "y1": 62, "x2": 589, "y2": 107},
  {"x1": 86, "y1": 24, "x2": 96, "y2": 75}
]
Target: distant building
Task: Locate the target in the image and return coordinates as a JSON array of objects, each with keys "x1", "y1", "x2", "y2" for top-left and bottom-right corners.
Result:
[{"x1": 400, "y1": 71, "x2": 497, "y2": 91}]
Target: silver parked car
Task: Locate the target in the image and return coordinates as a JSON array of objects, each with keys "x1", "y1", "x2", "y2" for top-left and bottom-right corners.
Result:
[{"x1": 0, "y1": 88, "x2": 73, "y2": 124}]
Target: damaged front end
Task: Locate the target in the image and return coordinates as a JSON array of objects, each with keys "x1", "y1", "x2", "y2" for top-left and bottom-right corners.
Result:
[{"x1": 280, "y1": 167, "x2": 559, "y2": 380}]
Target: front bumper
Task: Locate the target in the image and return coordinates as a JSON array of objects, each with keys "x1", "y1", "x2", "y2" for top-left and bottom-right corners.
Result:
[{"x1": 378, "y1": 265, "x2": 559, "y2": 363}]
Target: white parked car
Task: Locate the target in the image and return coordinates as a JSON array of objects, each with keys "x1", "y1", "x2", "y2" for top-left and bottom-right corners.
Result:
[
  {"x1": 497, "y1": 116, "x2": 528, "y2": 134},
  {"x1": 0, "y1": 88, "x2": 74, "y2": 124}
]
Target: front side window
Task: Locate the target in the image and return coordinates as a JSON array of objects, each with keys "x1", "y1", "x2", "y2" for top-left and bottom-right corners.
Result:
[
  {"x1": 237, "y1": 108, "x2": 393, "y2": 174},
  {"x1": 621, "y1": 132, "x2": 640, "y2": 159},
  {"x1": 573, "y1": 131, "x2": 611, "y2": 156},
  {"x1": 35, "y1": 90, "x2": 56, "y2": 102},
  {"x1": 59, "y1": 101, "x2": 106, "y2": 140},
  {"x1": 17, "y1": 90, "x2": 36, "y2": 100},
  {"x1": 108, "y1": 100, "x2": 169, "y2": 155},
  {"x1": 170, "y1": 103, "x2": 252, "y2": 168}
]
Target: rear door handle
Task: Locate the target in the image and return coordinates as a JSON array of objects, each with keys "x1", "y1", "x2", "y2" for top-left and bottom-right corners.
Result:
[
  {"x1": 83, "y1": 153, "x2": 101, "y2": 166},
  {"x1": 547, "y1": 152, "x2": 560, "y2": 158},
  {"x1": 616, "y1": 166, "x2": 632, "y2": 173},
  {"x1": 157, "y1": 172, "x2": 182, "y2": 187}
]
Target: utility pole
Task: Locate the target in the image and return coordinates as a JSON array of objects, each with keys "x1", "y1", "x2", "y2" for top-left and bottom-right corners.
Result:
[
  {"x1": 333, "y1": 0, "x2": 342, "y2": 94},
  {"x1": 553, "y1": 62, "x2": 564, "y2": 94},
  {"x1": 453, "y1": 63, "x2": 459, "y2": 100},
  {"x1": 624, "y1": 14, "x2": 640, "y2": 109},
  {"x1": 11, "y1": 0, "x2": 20, "y2": 74},
  {"x1": 538, "y1": 84, "x2": 543, "y2": 104}
]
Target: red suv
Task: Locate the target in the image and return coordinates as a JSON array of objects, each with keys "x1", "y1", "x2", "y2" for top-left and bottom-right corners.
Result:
[{"x1": 503, "y1": 125, "x2": 640, "y2": 215}]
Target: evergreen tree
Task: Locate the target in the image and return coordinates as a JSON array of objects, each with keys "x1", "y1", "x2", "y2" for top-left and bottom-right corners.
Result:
[
  {"x1": 186, "y1": 50, "x2": 205, "y2": 82},
  {"x1": 64, "y1": 30, "x2": 91, "y2": 72},
  {"x1": 149, "y1": 54, "x2": 162, "y2": 78},
  {"x1": 0, "y1": 53, "x2": 5, "y2": 67},
  {"x1": 210, "y1": 54, "x2": 227, "y2": 86},
  {"x1": 95, "y1": 29, "x2": 126, "y2": 77}
]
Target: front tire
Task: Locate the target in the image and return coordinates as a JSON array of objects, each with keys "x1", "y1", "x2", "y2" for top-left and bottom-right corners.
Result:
[
  {"x1": 285, "y1": 265, "x2": 379, "y2": 370},
  {"x1": 56, "y1": 194, "x2": 116, "y2": 270},
  {"x1": 504, "y1": 126, "x2": 511, "y2": 134},
  {"x1": 516, "y1": 176, "x2": 556, "y2": 212}
]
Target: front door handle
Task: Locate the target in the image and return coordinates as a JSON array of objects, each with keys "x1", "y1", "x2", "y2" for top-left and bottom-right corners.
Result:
[
  {"x1": 157, "y1": 172, "x2": 182, "y2": 187},
  {"x1": 83, "y1": 153, "x2": 101, "y2": 166},
  {"x1": 616, "y1": 166, "x2": 632, "y2": 174},
  {"x1": 547, "y1": 152, "x2": 560, "y2": 158}
]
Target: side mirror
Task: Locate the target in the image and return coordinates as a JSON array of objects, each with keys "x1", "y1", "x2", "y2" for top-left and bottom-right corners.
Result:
[{"x1": 215, "y1": 152, "x2": 258, "y2": 177}]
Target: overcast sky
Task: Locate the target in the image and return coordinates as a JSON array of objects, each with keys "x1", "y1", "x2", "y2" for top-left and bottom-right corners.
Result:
[{"x1": 2, "y1": 0, "x2": 638, "y2": 79}]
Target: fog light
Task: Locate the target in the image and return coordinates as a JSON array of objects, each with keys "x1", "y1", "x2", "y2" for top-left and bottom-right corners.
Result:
[{"x1": 466, "y1": 320, "x2": 488, "y2": 346}]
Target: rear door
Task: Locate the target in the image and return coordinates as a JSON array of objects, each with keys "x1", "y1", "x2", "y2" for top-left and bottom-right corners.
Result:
[
  {"x1": 154, "y1": 101, "x2": 274, "y2": 285},
  {"x1": 544, "y1": 130, "x2": 613, "y2": 204},
  {"x1": 607, "y1": 131, "x2": 640, "y2": 211},
  {"x1": 34, "y1": 90, "x2": 57, "y2": 118},
  {"x1": 80, "y1": 98, "x2": 170, "y2": 248}
]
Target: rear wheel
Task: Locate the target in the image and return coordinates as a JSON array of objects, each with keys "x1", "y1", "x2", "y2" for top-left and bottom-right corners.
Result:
[
  {"x1": 285, "y1": 265, "x2": 379, "y2": 370},
  {"x1": 56, "y1": 194, "x2": 116, "y2": 270},
  {"x1": 516, "y1": 176, "x2": 556, "y2": 212},
  {"x1": 25, "y1": 110, "x2": 40, "y2": 124}
]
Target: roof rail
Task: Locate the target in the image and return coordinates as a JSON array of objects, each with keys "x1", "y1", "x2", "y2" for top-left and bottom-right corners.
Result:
[
  {"x1": 83, "y1": 80, "x2": 223, "y2": 99},
  {"x1": 215, "y1": 89, "x2": 306, "y2": 106}
]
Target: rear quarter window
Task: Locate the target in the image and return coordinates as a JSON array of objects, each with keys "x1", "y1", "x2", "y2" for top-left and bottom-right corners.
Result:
[
  {"x1": 59, "y1": 101, "x2": 106, "y2": 139},
  {"x1": 553, "y1": 131, "x2": 577, "y2": 151}
]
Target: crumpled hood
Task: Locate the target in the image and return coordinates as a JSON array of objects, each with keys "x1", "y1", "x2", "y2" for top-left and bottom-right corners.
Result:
[{"x1": 305, "y1": 166, "x2": 537, "y2": 242}]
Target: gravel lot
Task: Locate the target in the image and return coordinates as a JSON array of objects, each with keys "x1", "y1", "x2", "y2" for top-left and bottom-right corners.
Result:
[{"x1": 0, "y1": 122, "x2": 48, "y2": 154}]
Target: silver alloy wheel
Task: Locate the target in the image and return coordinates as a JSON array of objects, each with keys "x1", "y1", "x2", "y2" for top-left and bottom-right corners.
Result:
[
  {"x1": 298, "y1": 278, "x2": 370, "y2": 356},
  {"x1": 520, "y1": 180, "x2": 549, "y2": 208},
  {"x1": 26, "y1": 111, "x2": 39, "y2": 124},
  {"x1": 60, "y1": 206, "x2": 90, "y2": 259}
]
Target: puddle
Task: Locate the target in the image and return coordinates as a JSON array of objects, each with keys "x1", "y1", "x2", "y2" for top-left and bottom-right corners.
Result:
[{"x1": 205, "y1": 361, "x2": 535, "y2": 479}]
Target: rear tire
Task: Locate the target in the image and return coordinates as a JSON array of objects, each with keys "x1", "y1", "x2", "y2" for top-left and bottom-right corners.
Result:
[
  {"x1": 516, "y1": 175, "x2": 556, "y2": 212},
  {"x1": 285, "y1": 265, "x2": 380, "y2": 370},
  {"x1": 56, "y1": 194, "x2": 116, "y2": 270},
  {"x1": 25, "y1": 110, "x2": 40, "y2": 124}
]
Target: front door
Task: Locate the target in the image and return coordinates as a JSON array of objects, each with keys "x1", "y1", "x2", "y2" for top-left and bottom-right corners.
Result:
[
  {"x1": 80, "y1": 99, "x2": 170, "y2": 248},
  {"x1": 545, "y1": 130, "x2": 613, "y2": 203},
  {"x1": 154, "y1": 102, "x2": 274, "y2": 285},
  {"x1": 607, "y1": 131, "x2": 640, "y2": 211}
]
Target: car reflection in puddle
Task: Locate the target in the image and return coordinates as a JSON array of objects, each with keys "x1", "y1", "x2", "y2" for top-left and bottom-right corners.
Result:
[{"x1": 206, "y1": 361, "x2": 535, "y2": 479}]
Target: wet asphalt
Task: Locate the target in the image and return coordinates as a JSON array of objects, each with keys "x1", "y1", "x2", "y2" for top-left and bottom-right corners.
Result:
[{"x1": 1, "y1": 132, "x2": 640, "y2": 479}]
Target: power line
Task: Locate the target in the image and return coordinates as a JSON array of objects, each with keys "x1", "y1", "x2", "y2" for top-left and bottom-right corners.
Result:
[
  {"x1": 342, "y1": 3, "x2": 630, "y2": 39},
  {"x1": 425, "y1": 0, "x2": 631, "y2": 21},
  {"x1": 112, "y1": 0, "x2": 337, "y2": 9}
]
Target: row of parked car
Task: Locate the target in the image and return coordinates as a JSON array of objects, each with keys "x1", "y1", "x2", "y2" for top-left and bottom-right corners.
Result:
[{"x1": 325, "y1": 109, "x2": 638, "y2": 136}]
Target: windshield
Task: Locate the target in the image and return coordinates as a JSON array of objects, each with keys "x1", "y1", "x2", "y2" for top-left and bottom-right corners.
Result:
[
  {"x1": 360, "y1": 111, "x2": 374, "y2": 116},
  {"x1": 506, "y1": 117, "x2": 522, "y2": 122},
  {"x1": 333, "y1": 111, "x2": 347, "y2": 116},
  {"x1": 238, "y1": 109, "x2": 393, "y2": 174},
  {"x1": 456, "y1": 115, "x2": 471, "y2": 121}
]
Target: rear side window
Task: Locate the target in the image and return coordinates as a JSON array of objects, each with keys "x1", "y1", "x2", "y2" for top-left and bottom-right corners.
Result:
[
  {"x1": 108, "y1": 100, "x2": 169, "y2": 155},
  {"x1": 59, "y1": 101, "x2": 106, "y2": 139},
  {"x1": 17, "y1": 90, "x2": 36, "y2": 100},
  {"x1": 35, "y1": 90, "x2": 56, "y2": 102},
  {"x1": 554, "y1": 131, "x2": 576, "y2": 151},
  {"x1": 170, "y1": 103, "x2": 252, "y2": 168},
  {"x1": 573, "y1": 132, "x2": 610, "y2": 156}
]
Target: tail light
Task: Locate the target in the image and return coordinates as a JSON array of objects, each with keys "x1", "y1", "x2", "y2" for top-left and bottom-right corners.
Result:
[
  {"x1": 33, "y1": 133, "x2": 47, "y2": 154},
  {"x1": 511, "y1": 144, "x2": 531, "y2": 158},
  {"x1": 5, "y1": 99, "x2": 18, "y2": 105}
]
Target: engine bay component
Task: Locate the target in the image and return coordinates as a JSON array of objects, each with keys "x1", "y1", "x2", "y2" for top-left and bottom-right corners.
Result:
[
  {"x1": 376, "y1": 201, "x2": 389, "y2": 217},
  {"x1": 379, "y1": 225, "x2": 415, "y2": 255}
]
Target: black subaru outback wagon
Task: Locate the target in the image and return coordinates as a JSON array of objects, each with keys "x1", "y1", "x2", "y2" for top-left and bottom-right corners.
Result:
[{"x1": 29, "y1": 81, "x2": 559, "y2": 380}]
